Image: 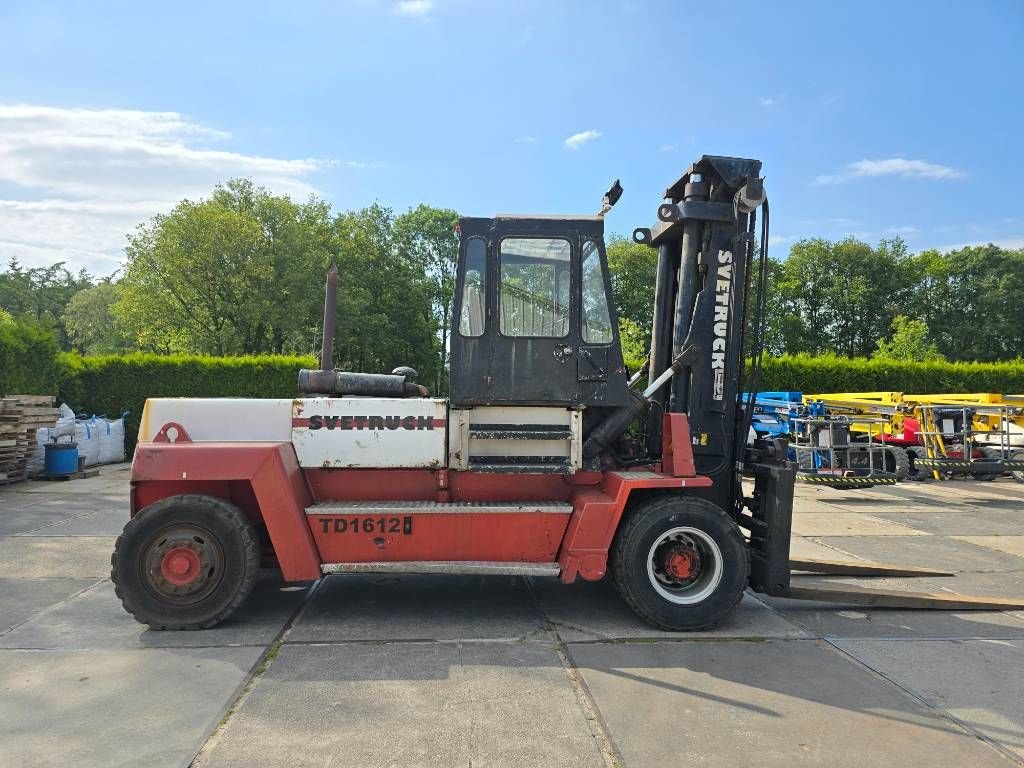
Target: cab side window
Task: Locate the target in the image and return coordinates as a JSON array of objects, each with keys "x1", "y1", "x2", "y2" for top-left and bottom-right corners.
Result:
[
  {"x1": 581, "y1": 240, "x2": 613, "y2": 344},
  {"x1": 458, "y1": 237, "x2": 487, "y2": 337}
]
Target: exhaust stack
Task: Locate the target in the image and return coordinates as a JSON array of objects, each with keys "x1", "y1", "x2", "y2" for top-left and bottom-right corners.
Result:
[
  {"x1": 320, "y1": 264, "x2": 337, "y2": 370},
  {"x1": 299, "y1": 265, "x2": 427, "y2": 398}
]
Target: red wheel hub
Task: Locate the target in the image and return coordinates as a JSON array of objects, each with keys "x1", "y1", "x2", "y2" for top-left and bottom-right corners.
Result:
[
  {"x1": 665, "y1": 548, "x2": 698, "y2": 580},
  {"x1": 160, "y1": 547, "x2": 201, "y2": 586}
]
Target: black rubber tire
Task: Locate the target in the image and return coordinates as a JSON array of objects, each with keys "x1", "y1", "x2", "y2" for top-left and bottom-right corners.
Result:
[
  {"x1": 905, "y1": 446, "x2": 927, "y2": 479},
  {"x1": 611, "y1": 495, "x2": 748, "y2": 631},
  {"x1": 111, "y1": 494, "x2": 261, "y2": 630},
  {"x1": 1011, "y1": 450, "x2": 1024, "y2": 484},
  {"x1": 886, "y1": 446, "x2": 910, "y2": 480},
  {"x1": 973, "y1": 446, "x2": 1003, "y2": 481}
]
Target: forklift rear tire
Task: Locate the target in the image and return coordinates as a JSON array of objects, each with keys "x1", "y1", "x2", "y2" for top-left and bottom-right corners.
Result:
[
  {"x1": 111, "y1": 494, "x2": 261, "y2": 630},
  {"x1": 611, "y1": 495, "x2": 748, "y2": 631}
]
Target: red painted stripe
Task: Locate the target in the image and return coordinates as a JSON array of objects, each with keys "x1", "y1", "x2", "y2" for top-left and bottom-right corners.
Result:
[{"x1": 291, "y1": 417, "x2": 447, "y2": 429}]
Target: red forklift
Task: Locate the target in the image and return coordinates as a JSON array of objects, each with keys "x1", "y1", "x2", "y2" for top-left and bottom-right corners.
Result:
[{"x1": 112, "y1": 156, "x2": 1024, "y2": 631}]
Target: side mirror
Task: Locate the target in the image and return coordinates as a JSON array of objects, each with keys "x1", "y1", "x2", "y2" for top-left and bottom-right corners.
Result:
[{"x1": 598, "y1": 179, "x2": 623, "y2": 217}]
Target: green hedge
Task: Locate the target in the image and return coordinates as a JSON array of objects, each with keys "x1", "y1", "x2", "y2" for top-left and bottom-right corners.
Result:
[
  {"x1": 0, "y1": 320, "x2": 62, "y2": 396},
  {"x1": 48, "y1": 351, "x2": 1024, "y2": 454},
  {"x1": 58, "y1": 352, "x2": 316, "y2": 451},
  {"x1": 758, "y1": 354, "x2": 1024, "y2": 394}
]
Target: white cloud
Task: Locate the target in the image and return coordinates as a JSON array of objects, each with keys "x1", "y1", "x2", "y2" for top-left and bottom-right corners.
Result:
[
  {"x1": 564, "y1": 129, "x2": 601, "y2": 150},
  {"x1": 759, "y1": 97, "x2": 777, "y2": 107},
  {"x1": 395, "y1": 0, "x2": 432, "y2": 16},
  {"x1": 515, "y1": 136, "x2": 539, "y2": 145},
  {"x1": 796, "y1": 217, "x2": 862, "y2": 229},
  {"x1": 767, "y1": 234, "x2": 796, "y2": 249},
  {"x1": 814, "y1": 158, "x2": 965, "y2": 185},
  {"x1": 0, "y1": 104, "x2": 330, "y2": 274},
  {"x1": 883, "y1": 225, "x2": 919, "y2": 235},
  {"x1": 933, "y1": 236, "x2": 1024, "y2": 252}
]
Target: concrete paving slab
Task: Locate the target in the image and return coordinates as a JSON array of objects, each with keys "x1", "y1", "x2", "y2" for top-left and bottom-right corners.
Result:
[
  {"x1": 788, "y1": 535, "x2": 868, "y2": 561},
  {"x1": 0, "y1": 577, "x2": 100, "y2": 633},
  {"x1": 568, "y1": 639, "x2": 1014, "y2": 768},
  {"x1": 807, "y1": 534, "x2": 1024, "y2": 573},
  {"x1": 0, "y1": 505, "x2": 93, "y2": 536},
  {"x1": 872, "y1": 510, "x2": 1024, "y2": 536},
  {"x1": 760, "y1": 576, "x2": 1024, "y2": 638},
  {"x1": 0, "y1": 573, "x2": 308, "y2": 650},
  {"x1": 287, "y1": 573, "x2": 547, "y2": 642},
  {"x1": 0, "y1": 535, "x2": 115, "y2": 578},
  {"x1": 957, "y1": 497, "x2": 1024, "y2": 512},
  {"x1": 834, "y1": 638, "x2": 1024, "y2": 760},
  {"x1": 0, "y1": 645, "x2": 264, "y2": 768},
  {"x1": 0, "y1": 491, "x2": 71, "y2": 512},
  {"x1": 20, "y1": 506, "x2": 129, "y2": 536},
  {"x1": 16, "y1": 466, "x2": 131, "y2": 495},
  {"x1": 825, "y1": 486, "x2": 971, "y2": 508},
  {"x1": 529, "y1": 577, "x2": 807, "y2": 641},
  {"x1": 915, "y1": 569, "x2": 1024, "y2": 609},
  {"x1": 953, "y1": 536, "x2": 1024, "y2": 558},
  {"x1": 25, "y1": 494, "x2": 130, "y2": 512},
  {"x1": 791, "y1": 512, "x2": 928, "y2": 536},
  {"x1": 194, "y1": 641, "x2": 603, "y2": 768}
]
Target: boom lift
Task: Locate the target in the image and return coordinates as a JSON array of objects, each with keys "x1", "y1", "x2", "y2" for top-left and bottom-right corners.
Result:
[
  {"x1": 111, "y1": 156, "x2": 1024, "y2": 631},
  {"x1": 748, "y1": 392, "x2": 904, "y2": 486}
]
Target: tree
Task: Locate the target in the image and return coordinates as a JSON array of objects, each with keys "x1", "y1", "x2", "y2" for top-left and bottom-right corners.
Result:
[
  {"x1": 873, "y1": 315, "x2": 944, "y2": 361},
  {"x1": 0, "y1": 257, "x2": 93, "y2": 349},
  {"x1": 908, "y1": 245, "x2": 1024, "y2": 361},
  {"x1": 393, "y1": 205, "x2": 459, "y2": 394},
  {"x1": 606, "y1": 235, "x2": 657, "y2": 353},
  {"x1": 331, "y1": 204, "x2": 440, "y2": 385},
  {"x1": 773, "y1": 237, "x2": 916, "y2": 356},
  {"x1": 113, "y1": 180, "x2": 333, "y2": 355},
  {"x1": 63, "y1": 282, "x2": 132, "y2": 354}
]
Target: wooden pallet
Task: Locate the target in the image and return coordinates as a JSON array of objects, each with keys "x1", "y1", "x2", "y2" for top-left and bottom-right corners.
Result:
[{"x1": 0, "y1": 395, "x2": 59, "y2": 484}]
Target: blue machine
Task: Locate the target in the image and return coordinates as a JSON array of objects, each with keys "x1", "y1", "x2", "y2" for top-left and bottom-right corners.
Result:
[{"x1": 744, "y1": 391, "x2": 897, "y2": 487}]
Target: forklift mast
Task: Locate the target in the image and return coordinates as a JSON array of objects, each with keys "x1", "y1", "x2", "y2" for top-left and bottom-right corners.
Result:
[{"x1": 637, "y1": 156, "x2": 768, "y2": 511}]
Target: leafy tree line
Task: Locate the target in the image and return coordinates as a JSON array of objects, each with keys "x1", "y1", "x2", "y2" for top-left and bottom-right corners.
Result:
[
  {"x1": 605, "y1": 235, "x2": 1024, "y2": 365},
  {"x1": 2, "y1": 181, "x2": 1021, "y2": 399},
  {"x1": 1, "y1": 180, "x2": 458, "y2": 394}
]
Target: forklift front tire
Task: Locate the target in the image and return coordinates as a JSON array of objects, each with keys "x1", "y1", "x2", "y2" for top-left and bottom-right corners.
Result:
[
  {"x1": 611, "y1": 495, "x2": 748, "y2": 631},
  {"x1": 111, "y1": 494, "x2": 261, "y2": 630}
]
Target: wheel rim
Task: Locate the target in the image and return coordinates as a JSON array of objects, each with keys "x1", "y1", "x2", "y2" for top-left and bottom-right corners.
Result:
[
  {"x1": 141, "y1": 525, "x2": 225, "y2": 605},
  {"x1": 646, "y1": 526, "x2": 724, "y2": 605}
]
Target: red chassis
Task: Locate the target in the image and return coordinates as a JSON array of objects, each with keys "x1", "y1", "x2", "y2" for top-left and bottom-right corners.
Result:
[{"x1": 130, "y1": 413, "x2": 710, "y2": 584}]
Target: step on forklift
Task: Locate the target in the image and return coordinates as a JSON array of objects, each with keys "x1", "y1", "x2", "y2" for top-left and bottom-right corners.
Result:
[{"x1": 111, "y1": 155, "x2": 1024, "y2": 632}]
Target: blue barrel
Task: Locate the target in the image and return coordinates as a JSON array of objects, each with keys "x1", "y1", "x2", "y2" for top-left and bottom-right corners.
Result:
[{"x1": 44, "y1": 443, "x2": 79, "y2": 476}]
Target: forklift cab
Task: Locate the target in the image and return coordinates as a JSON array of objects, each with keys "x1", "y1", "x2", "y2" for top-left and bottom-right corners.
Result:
[{"x1": 450, "y1": 215, "x2": 631, "y2": 408}]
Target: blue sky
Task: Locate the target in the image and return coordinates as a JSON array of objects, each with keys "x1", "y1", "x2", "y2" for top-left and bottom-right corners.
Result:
[{"x1": 1, "y1": 0, "x2": 1022, "y2": 275}]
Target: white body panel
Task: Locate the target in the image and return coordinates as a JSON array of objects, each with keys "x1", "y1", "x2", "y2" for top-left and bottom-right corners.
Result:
[
  {"x1": 292, "y1": 397, "x2": 447, "y2": 469},
  {"x1": 139, "y1": 398, "x2": 293, "y2": 442}
]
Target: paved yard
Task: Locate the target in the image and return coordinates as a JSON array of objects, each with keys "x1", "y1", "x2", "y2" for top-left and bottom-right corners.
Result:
[{"x1": 2, "y1": 466, "x2": 1023, "y2": 767}]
